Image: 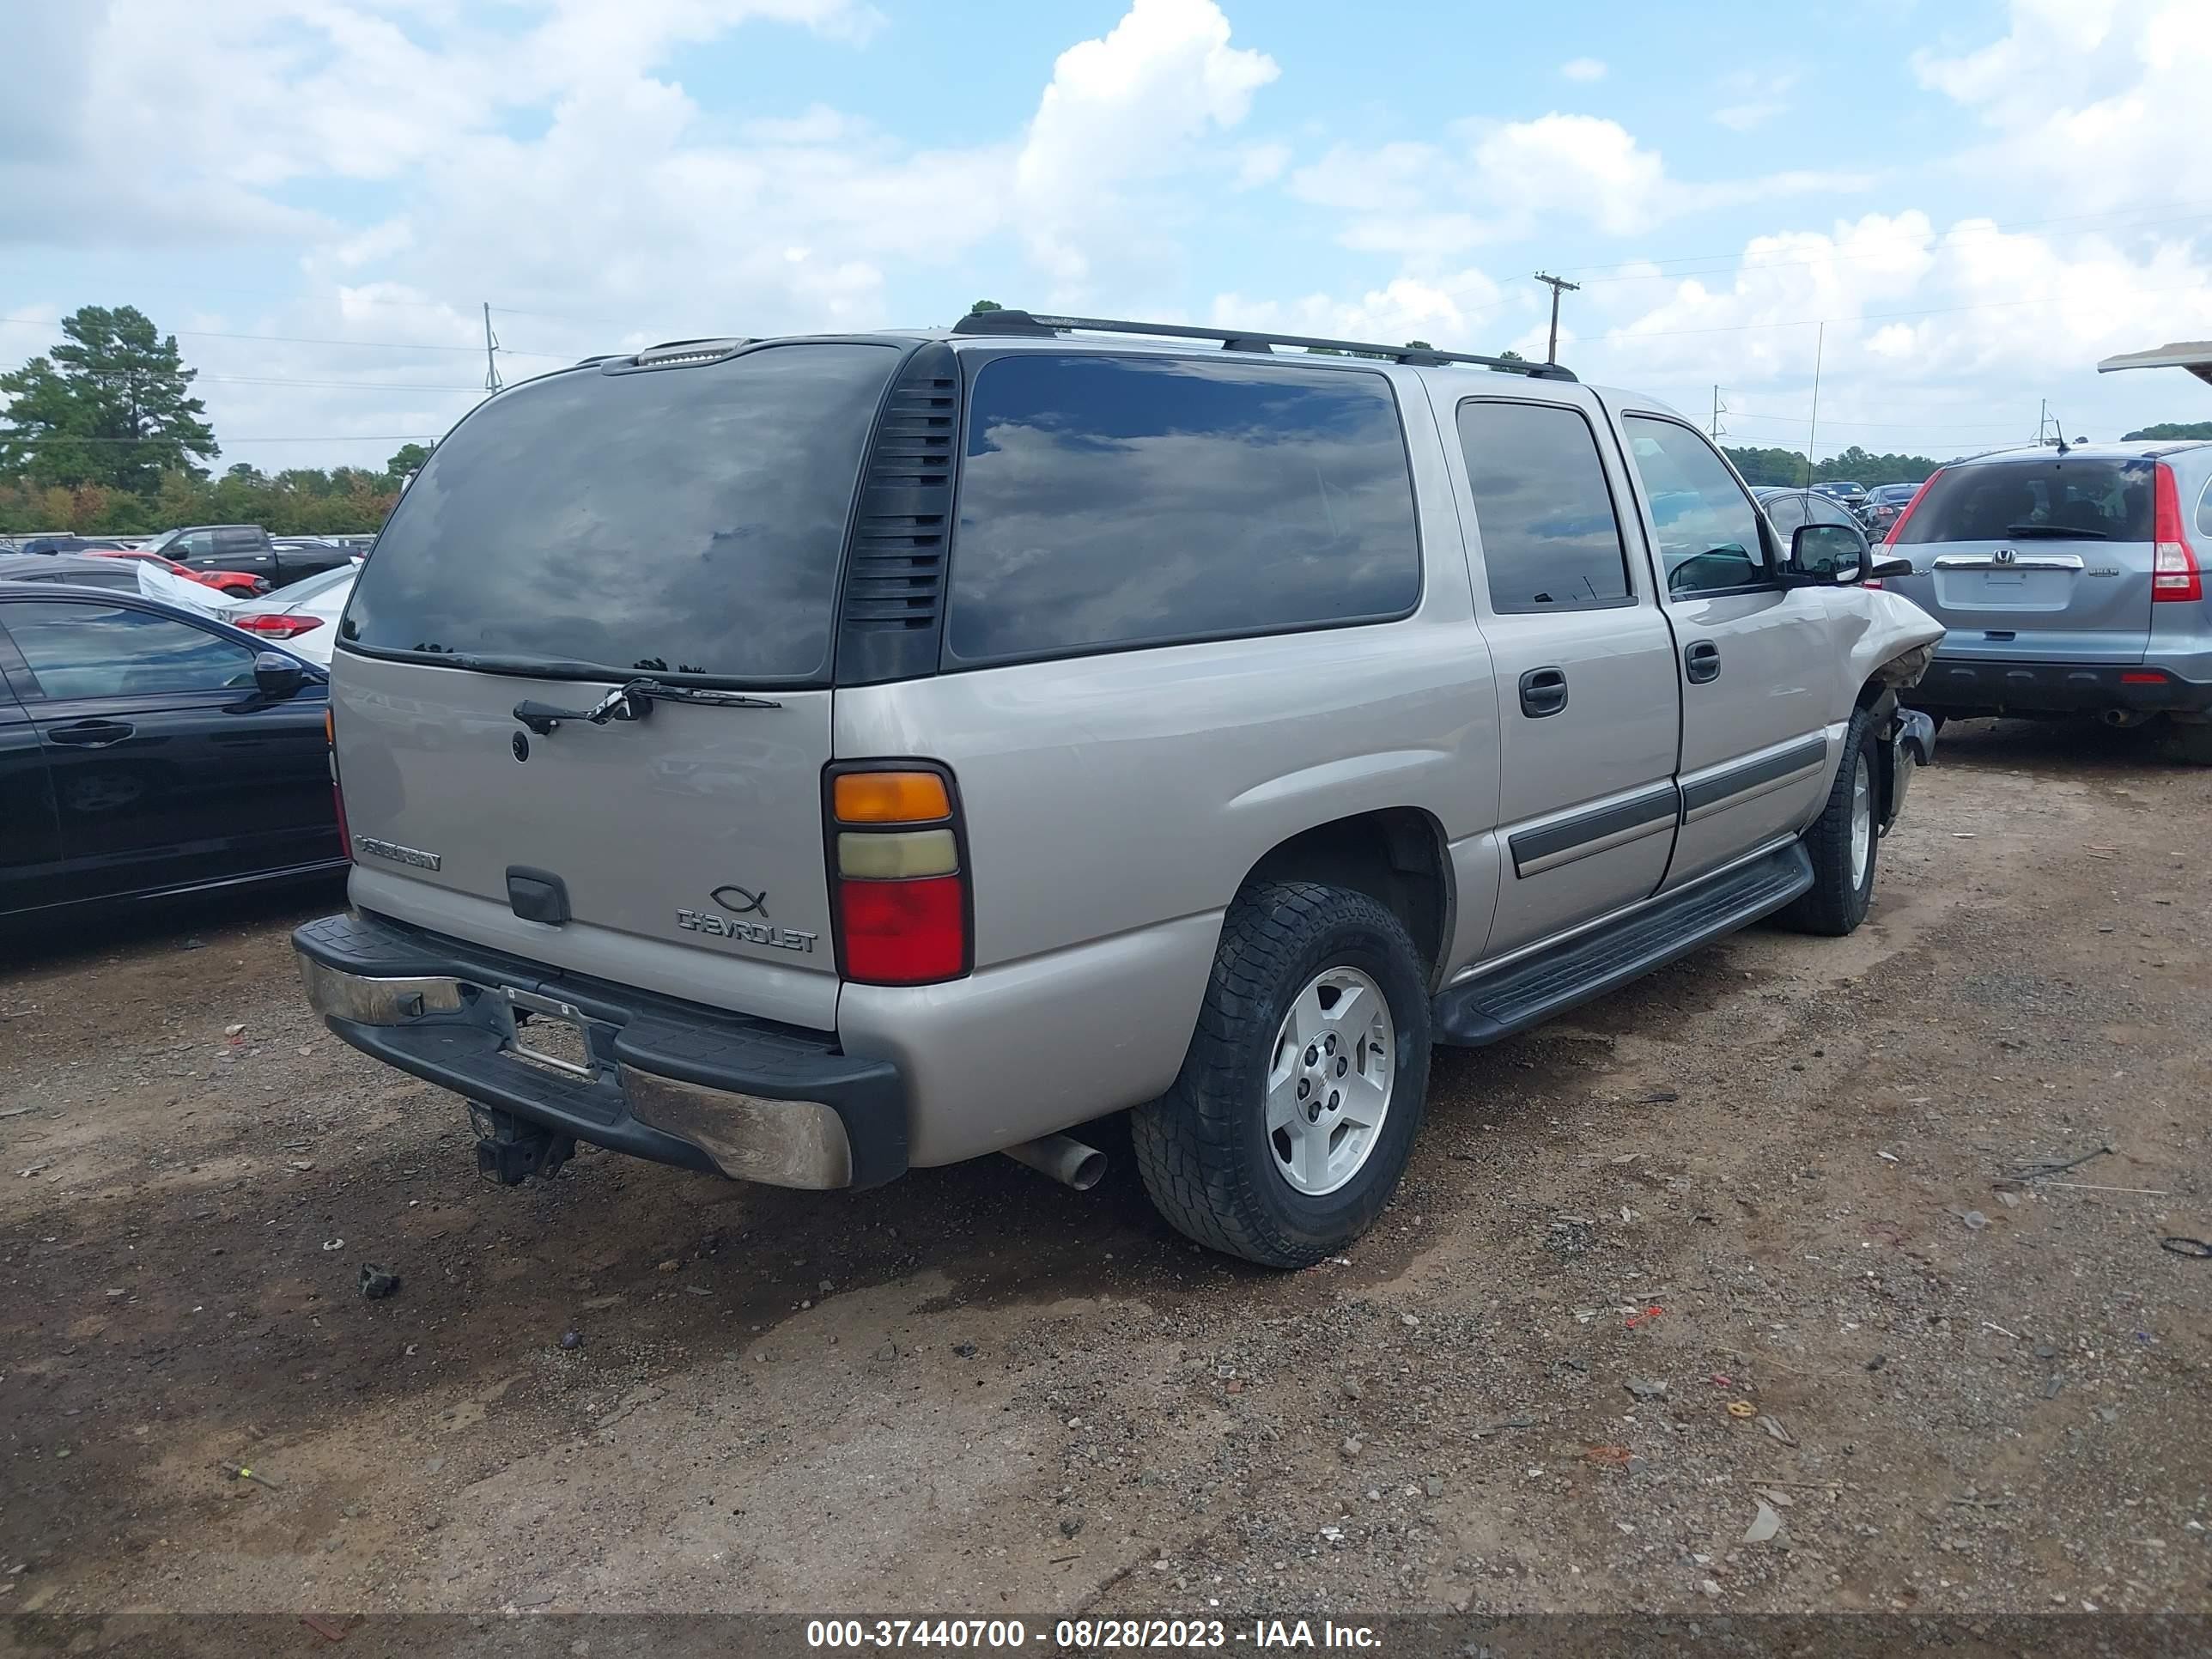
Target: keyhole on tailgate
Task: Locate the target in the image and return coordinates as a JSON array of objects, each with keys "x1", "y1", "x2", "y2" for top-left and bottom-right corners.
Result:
[{"x1": 512, "y1": 731, "x2": 530, "y2": 763}]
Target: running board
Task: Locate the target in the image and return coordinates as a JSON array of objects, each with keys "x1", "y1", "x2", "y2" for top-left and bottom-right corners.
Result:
[{"x1": 1431, "y1": 842, "x2": 1814, "y2": 1047}]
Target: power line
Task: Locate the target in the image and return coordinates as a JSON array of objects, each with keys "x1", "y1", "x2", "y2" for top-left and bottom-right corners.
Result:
[
  {"x1": 0, "y1": 317, "x2": 570, "y2": 360},
  {"x1": 1717, "y1": 410, "x2": 2025, "y2": 433}
]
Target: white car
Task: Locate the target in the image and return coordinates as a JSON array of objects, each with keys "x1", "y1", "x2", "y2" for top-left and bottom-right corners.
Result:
[{"x1": 225, "y1": 564, "x2": 356, "y2": 665}]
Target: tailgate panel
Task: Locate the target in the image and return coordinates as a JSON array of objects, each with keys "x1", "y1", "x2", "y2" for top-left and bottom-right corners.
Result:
[{"x1": 335, "y1": 652, "x2": 838, "y2": 1030}]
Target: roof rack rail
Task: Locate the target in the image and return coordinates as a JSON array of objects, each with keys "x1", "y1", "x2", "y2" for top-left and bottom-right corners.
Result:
[{"x1": 949, "y1": 309, "x2": 1575, "y2": 380}]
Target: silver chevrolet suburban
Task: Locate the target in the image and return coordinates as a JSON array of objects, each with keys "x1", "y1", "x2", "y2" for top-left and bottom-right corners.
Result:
[{"x1": 295, "y1": 311, "x2": 1942, "y2": 1267}]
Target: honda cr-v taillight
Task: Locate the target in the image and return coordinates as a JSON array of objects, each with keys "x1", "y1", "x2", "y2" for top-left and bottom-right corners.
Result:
[
  {"x1": 2152, "y1": 462, "x2": 2203, "y2": 603},
  {"x1": 827, "y1": 764, "x2": 969, "y2": 985}
]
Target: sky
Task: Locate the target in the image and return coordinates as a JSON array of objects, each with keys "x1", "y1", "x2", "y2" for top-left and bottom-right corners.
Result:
[{"x1": 3, "y1": 0, "x2": 2210, "y2": 475}]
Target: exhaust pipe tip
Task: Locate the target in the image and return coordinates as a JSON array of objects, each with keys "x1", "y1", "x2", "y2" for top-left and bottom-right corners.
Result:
[
  {"x1": 1003, "y1": 1133, "x2": 1107, "y2": 1192},
  {"x1": 2102, "y1": 708, "x2": 2151, "y2": 728}
]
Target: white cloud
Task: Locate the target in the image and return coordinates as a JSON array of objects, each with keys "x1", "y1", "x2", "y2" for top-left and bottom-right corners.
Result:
[
  {"x1": 1233, "y1": 141, "x2": 1292, "y2": 189},
  {"x1": 1583, "y1": 210, "x2": 2212, "y2": 454},
  {"x1": 2, "y1": 0, "x2": 1295, "y2": 465},
  {"x1": 1711, "y1": 69, "x2": 1796, "y2": 132},
  {"x1": 1207, "y1": 270, "x2": 1512, "y2": 352},
  {"x1": 1293, "y1": 112, "x2": 1858, "y2": 258},
  {"x1": 1013, "y1": 0, "x2": 1279, "y2": 286},
  {"x1": 1915, "y1": 0, "x2": 2212, "y2": 193},
  {"x1": 1561, "y1": 57, "x2": 1607, "y2": 82}
]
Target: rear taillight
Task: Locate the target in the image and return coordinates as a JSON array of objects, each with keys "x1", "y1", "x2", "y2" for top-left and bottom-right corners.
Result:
[
  {"x1": 828, "y1": 765, "x2": 967, "y2": 985},
  {"x1": 326, "y1": 707, "x2": 350, "y2": 858},
  {"x1": 232, "y1": 612, "x2": 324, "y2": 638},
  {"x1": 1881, "y1": 470, "x2": 1942, "y2": 546},
  {"x1": 2152, "y1": 463, "x2": 2203, "y2": 603}
]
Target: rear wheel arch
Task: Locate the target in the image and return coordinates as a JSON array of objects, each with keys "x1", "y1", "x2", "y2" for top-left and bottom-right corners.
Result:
[{"x1": 1238, "y1": 807, "x2": 1453, "y2": 990}]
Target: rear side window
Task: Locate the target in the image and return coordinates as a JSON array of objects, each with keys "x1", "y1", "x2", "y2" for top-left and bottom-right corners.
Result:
[
  {"x1": 2196, "y1": 473, "x2": 2212, "y2": 540},
  {"x1": 1457, "y1": 400, "x2": 1631, "y2": 612},
  {"x1": 945, "y1": 356, "x2": 1419, "y2": 665},
  {"x1": 1894, "y1": 458, "x2": 2154, "y2": 544},
  {"x1": 344, "y1": 343, "x2": 901, "y2": 684}
]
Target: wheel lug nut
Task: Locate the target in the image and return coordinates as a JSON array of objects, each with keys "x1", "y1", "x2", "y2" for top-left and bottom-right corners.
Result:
[
  {"x1": 1304, "y1": 1046, "x2": 1318, "y2": 1066},
  {"x1": 1297, "y1": 1079, "x2": 1310, "y2": 1099},
  {"x1": 1335, "y1": 1056, "x2": 1348, "y2": 1076},
  {"x1": 1328, "y1": 1091, "x2": 1340, "y2": 1109},
  {"x1": 1324, "y1": 1034, "x2": 1336, "y2": 1054}
]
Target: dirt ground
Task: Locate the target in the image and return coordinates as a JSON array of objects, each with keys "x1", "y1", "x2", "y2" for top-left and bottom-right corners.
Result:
[{"x1": 3, "y1": 716, "x2": 2209, "y2": 1627}]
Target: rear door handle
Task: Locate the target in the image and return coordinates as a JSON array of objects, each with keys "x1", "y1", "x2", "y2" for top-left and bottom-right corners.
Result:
[
  {"x1": 46, "y1": 720, "x2": 136, "y2": 748},
  {"x1": 1517, "y1": 665, "x2": 1569, "y2": 718},
  {"x1": 1684, "y1": 641, "x2": 1721, "y2": 684}
]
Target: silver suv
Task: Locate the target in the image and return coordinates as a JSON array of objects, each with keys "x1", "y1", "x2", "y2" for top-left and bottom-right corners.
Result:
[
  {"x1": 1875, "y1": 439, "x2": 2212, "y2": 758},
  {"x1": 294, "y1": 311, "x2": 1942, "y2": 1267}
]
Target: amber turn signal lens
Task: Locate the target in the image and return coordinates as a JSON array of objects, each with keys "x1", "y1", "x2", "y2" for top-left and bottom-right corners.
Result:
[{"x1": 833, "y1": 770, "x2": 951, "y2": 824}]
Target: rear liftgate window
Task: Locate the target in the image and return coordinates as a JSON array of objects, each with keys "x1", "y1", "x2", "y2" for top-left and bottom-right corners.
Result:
[
  {"x1": 945, "y1": 355, "x2": 1422, "y2": 665},
  {"x1": 343, "y1": 343, "x2": 901, "y2": 683},
  {"x1": 1893, "y1": 458, "x2": 2154, "y2": 545}
]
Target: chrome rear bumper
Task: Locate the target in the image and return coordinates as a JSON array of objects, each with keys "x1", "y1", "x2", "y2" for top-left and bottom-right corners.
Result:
[{"x1": 294, "y1": 912, "x2": 907, "y2": 1189}]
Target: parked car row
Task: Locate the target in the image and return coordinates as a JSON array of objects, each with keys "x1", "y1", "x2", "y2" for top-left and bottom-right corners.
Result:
[{"x1": 2, "y1": 525, "x2": 370, "y2": 592}]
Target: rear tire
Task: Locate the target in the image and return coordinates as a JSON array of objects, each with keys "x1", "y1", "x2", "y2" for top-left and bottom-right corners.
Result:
[
  {"x1": 1783, "y1": 706, "x2": 1881, "y2": 937},
  {"x1": 1133, "y1": 881, "x2": 1431, "y2": 1268}
]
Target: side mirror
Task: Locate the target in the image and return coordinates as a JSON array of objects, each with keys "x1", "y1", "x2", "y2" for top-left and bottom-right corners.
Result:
[
  {"x1": 252, "y1": 651, "x2": 307, "y2": 698},
  {"x1": 1787, "y1": 522, "x2": 1865, "y2": 585}
]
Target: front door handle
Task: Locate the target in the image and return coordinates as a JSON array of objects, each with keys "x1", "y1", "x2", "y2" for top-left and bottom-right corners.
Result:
[
  {"x1": 1517, "y1": 665, "x2": 1569, "y2": 718},
  {"x1": 46, "y1": 720, "x2": 136, "y2": 748},
  {"x1": 1684, "y1": 641, "x2": 1721, "y2": 684}
]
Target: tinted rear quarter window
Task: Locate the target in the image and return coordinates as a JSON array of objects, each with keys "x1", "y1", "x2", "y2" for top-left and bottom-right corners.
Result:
[
  {"x1": 1897, "y1": 458, "x2": 2154, "y2": 544},
  {"x1": 343, "y1": 343, "x2": 901, "y2": 683},
  {"x1": 1455, "y1": 399, "x2": 1632, "y2": 612},
  {"x1": 946, "y1": 355, "x2": 1420, "y2": 665}
]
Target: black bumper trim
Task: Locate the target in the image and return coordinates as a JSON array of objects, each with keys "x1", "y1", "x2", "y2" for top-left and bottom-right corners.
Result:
[
  {"x1": 294, "y1": 909, "x2": 908, "y2": 1188},
  {"x1": 1912, "y1": 658, "x2": 2212, "y2": 715}
]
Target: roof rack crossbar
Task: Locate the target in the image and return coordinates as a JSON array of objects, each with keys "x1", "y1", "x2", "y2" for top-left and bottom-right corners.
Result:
[{"x1": 950, "y1": 310, "x2": 1575, "y2": 380}]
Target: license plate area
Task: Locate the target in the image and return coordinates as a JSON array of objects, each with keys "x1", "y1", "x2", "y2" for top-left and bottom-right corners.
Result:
[
  {"x1": 488, "y1": 987, "x2": 599, "y2": 1079},
  {"x1": 1934, "y1": 568, "x2": 2074, "y2": 611}
]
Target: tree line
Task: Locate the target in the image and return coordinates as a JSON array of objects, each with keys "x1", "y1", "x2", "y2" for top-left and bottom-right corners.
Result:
[
  {"x1": 0, "y1": 305, "x2": 427, "y2": 536},
  {"x1": 1720, "y1": 444, "x2": 1940, "y2": 488}
]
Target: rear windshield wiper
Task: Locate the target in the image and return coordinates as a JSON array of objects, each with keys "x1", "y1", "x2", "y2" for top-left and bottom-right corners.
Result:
[
  {"x1": 512, "y1": 677, "x2": 781, "y2": 735},
  {"x1": 2003, "y1": 523, "x2": 2108, "y2": 539}
]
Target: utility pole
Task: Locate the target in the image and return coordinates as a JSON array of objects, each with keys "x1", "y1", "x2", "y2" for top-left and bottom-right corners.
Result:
[
  {"x1": 1533, "y1": 271, "x2": 1580, "y2": 365},
  {"x1": 1804, "y1": 322, "x2": 1826, "y2": 489},
  {"x1": 1709, "y1": 385, "x2": 1729, "y2": 442},
  {"x1": 482, "y1": 301, "x2": 502, "y2": 395}
]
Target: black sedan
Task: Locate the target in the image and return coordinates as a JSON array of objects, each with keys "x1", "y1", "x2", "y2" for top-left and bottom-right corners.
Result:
[{"x1": 0, "y1": 582, "x2": 344, "y2": 922}]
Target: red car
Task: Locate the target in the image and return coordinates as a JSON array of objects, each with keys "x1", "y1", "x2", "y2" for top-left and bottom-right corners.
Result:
[{"x1": 85, "y1": 549, "x2": 270, "y2": 596}]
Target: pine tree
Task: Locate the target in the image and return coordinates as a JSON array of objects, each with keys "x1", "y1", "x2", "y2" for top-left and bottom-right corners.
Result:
[{"x1": 0, "y1": 306, "x2": 217, "y2": 495}]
